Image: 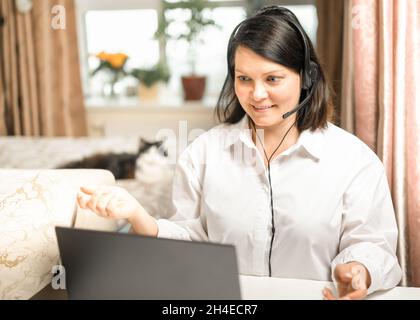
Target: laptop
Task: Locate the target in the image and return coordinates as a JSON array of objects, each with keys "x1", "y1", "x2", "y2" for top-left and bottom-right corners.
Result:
[{"x1": 55, "y1": 226, "x2": 242, "y2": 300}]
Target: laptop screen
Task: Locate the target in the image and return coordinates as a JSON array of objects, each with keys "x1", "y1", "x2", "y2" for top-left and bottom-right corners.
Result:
[{"x1": 55, "y1": 226, "x2": 241, "y2": 300}]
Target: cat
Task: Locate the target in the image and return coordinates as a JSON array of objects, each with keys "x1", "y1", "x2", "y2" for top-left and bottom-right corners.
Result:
[
  {"x1": 57, "y1": 138, "x2": 168, "y2": 180},
  {"x1": 123, "y1": 142, "x2": 175, "y2": 219}
]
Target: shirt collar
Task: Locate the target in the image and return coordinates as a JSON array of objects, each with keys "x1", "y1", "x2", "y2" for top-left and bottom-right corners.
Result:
[
  {"x1": 296, "y1": 124, "x2": 328, "y2": 161},
  {"x1": 223, "y1": 116, "x2": 254, "y2": 149},
  {"x1": 223, "y1": 116, "x2": 328, "y2": 161}
]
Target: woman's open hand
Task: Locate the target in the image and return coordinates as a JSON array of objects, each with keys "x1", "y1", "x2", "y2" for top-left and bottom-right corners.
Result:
[{"x1": 323, "y1": 262, "x2": 371, "y2": 300}]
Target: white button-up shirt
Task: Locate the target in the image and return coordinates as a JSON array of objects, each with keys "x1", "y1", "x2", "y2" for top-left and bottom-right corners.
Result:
[{"x1": 156, "y1": 116, "x2": 402, "y2": 294}]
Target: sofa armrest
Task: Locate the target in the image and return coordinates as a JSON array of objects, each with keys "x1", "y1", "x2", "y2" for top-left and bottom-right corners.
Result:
[
  {"x1": 52, "y1": 169, "x2": 119, "y2": 232},
  {"x1": 0, "y1": 169, "x2": 118, "y2": 300}
]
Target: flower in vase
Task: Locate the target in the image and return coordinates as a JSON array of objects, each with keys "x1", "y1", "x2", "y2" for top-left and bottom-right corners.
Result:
[{"x1": 91, "y1": 51, "x2": 129, "y2": 96}]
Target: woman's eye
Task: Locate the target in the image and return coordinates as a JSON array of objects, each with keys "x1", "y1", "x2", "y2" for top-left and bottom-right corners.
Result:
[
  {"x1": 267, "y1": 76, "x2": 282, "y2": 82},
  {"x1": 237, "y1": 76, "x2": 250, "y2": 82}
]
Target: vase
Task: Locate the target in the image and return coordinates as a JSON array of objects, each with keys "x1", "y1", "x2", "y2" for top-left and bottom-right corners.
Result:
[
  {"x1": 138, "y1": 83, "x2": 159, "y2": 101},
  {"x1": 102, "y1": 81, "x2": 118, "y2": 98}
]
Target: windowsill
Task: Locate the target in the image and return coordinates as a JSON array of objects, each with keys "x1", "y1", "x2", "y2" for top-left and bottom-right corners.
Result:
[{"x1": 85, "y1": 95, "x2": 218, "y2": 112}]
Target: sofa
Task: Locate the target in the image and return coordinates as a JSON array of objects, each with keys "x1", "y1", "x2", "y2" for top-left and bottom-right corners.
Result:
[
  {"x1": 0, "y1": 169, "x2": 121, "y2": 300},
  {"x1": 0, "y1": 136, "x2": 175, "y2": 220}
]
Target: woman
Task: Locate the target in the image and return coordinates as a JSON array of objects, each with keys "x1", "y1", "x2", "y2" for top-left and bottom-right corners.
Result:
[{"x1": 77, "y1": 6, "x2": 402, "y2": 300}]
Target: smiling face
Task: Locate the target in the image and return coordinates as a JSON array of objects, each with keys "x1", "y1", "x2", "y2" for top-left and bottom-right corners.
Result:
[{"x1": 234, "y1": 45, "x2": 302, "y2": 130}]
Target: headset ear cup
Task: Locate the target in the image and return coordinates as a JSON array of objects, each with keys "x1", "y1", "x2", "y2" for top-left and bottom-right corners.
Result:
[
  {"x1": 303, "y1": 62, "x2": 318, "y2": 90},
  {"x1": 302, "y1": 72, "x2": 312, "y2": 90},
  {"x1": 309, "y1": 61, "x2": 318, "y2": 84}
]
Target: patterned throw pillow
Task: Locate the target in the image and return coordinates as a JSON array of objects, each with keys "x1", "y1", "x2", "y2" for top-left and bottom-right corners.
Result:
[{"x1": 0, "y1": 172, "x2": 77, "y2": 300}]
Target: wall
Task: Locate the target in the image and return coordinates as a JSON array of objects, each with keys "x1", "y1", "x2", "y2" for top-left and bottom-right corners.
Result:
[{"x1": 86, "y1": 104, "x2": 218, "y2": 142}]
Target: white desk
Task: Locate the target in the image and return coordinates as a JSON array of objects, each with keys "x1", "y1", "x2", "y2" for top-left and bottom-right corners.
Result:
[
  {"x1": 240, "y1": 275, "x2": 420, "y2": 300},
  {"x1": 32, "y1": 276, "x2": 420, "y2": 300}
]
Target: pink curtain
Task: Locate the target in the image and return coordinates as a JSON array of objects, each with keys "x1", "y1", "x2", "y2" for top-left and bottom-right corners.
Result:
[{"x1": 341, "y1": 0, "x2": 420, "y2": 287}]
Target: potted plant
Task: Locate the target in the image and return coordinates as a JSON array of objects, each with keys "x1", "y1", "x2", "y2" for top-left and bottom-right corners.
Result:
[
  {"x1": 156, "y1": 0, "x2": 219, "y2": 101},
  {"x1": 130, "y1": 63, "x2": 171, "y2": 101},
  {"x1": 92, "y1": 51, "x2": 129, "y2": 97}
]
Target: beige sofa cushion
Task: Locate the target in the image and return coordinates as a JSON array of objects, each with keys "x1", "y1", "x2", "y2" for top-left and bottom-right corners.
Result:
[{"x1": 0, "y1": 169, "x2": 117, "y2": 300}]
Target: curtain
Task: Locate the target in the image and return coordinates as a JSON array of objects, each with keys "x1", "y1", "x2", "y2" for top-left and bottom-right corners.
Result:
[
  {"x1": 0, "y1": 0, "x2": 87, "y2": 136},
  {"x1": 341, "y1": 0, "x2": 420, "y2": 287},
  {"x1": 316, "y1": 0, "x2": 345, "y2": 126}
]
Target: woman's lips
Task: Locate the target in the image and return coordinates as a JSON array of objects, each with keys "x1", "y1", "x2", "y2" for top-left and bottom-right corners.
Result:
[{"x1": 252, "y1": 104, "x2": 276, "y2": 112}]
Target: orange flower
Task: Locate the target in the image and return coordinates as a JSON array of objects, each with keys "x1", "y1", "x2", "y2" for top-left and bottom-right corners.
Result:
[
  {"x1": 108, "y1": 53, "x2": 128, "y2": 69},
  {"x1": 95, "y1": 51, "x2": 128, "y2": 69},
  {"x1": 96, "y1": 51, "x2": 109, "y2": 61}
]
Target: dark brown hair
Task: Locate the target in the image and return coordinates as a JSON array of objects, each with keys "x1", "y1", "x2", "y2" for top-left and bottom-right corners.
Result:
[{"x1": 215, "y1": 8, "x2": 334, "y2": 132}]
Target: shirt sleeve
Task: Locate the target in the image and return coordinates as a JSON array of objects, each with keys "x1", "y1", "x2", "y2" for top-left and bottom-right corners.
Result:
[
  {"x1": 155, "y1": 145, "x2": 208, "y2": 241},
  {"x1": 331, "y1": 157, "x2": 402, "y2": 295}
]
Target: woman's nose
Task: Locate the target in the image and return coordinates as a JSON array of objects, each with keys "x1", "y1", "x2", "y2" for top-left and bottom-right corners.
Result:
[{"x1": 252, "y1": 83, "x2": 268, "y2": 100}]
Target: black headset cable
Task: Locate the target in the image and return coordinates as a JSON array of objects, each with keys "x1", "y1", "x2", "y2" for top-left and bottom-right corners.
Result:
[{"x1": 251, "y1": 118, "x2": 297, "y2": 277}]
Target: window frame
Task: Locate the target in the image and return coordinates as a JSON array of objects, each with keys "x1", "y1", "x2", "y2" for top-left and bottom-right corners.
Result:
[
  {"x1": 76, "y1": 1, "x2": 248, "y2": 101},
  {"x1": 75, "y1": 0, "x2": 315, "y2": 105},
  {"x1": 75, "y1": 0, "x2": 162, "y2": 99}
]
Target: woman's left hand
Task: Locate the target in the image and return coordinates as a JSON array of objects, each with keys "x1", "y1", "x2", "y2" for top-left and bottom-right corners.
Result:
[{"x1": 323, "y1": 261, "x2": 371, "y2": 300}]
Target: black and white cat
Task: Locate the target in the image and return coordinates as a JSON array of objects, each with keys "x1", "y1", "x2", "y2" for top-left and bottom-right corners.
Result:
[
  {"x1": 57, "y1": 138, "x2": 168, "y2": 180},
  {"x1": 57, "y1": 138, "x2": 175, "y2": 219}
]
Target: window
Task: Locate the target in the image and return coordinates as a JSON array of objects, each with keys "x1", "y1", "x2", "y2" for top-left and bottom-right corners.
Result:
[
  {"x1": 85, "y1": 10, "x2": 159, "y2": 69},
  {"x1": 85, "y1": 9, "x2": 160, "y2": 97},
  {"x1": 76, "y1": 0, "x2": 318, "y2": 106}
]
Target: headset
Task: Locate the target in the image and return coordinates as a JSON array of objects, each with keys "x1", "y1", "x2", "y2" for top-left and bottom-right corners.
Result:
[{"x1": 247, "y1": 6, "x2": 319, "y2": 277}]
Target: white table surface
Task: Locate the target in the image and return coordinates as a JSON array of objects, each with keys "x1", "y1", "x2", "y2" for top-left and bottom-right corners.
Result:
[
  {"x1": 32, "y1": 275, "x2": 420, "y2": 300},
  {"x1": 239, "y1": 275, "x2": 420, "y2": 300}
]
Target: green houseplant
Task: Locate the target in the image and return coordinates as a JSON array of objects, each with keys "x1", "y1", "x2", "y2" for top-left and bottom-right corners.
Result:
[
  {"x1": 156, "y1": 0, "x2": 219, "y2": 100},
  {"x1": 130, "y1": 63, "x2": 171, "y2": 101}
]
